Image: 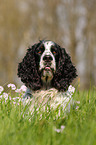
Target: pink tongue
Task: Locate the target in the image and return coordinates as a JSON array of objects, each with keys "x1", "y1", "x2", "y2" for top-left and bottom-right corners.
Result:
[{"x1": 45, "y1": 67, "x2": 50, "y2": 70}]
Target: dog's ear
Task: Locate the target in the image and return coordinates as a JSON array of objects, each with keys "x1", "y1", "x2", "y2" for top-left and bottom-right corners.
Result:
[
  {"x1": 17, "y1": 43, "x2": 42, "y2": 90},
  {"x1": 52, "y1": 47, "x2": 77, "y2": 91}
]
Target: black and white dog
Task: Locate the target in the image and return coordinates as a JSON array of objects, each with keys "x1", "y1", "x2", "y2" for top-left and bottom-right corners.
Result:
[{"x1": 18, "y1": 40, "x2": 77, "y2": 98}]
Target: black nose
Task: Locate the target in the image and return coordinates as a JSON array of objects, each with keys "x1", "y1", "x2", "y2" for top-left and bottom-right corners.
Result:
[{"x1": 43, "y1": 55, "x2": 53, "y2": 62}]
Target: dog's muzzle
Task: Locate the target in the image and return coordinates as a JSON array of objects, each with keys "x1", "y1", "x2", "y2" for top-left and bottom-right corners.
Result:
[
  {"x1": 43, "y1": 55, "x2": 53, "y2": 71},
  {"x1": 40, "y1": 54, "x2": 55, "y2": 82},
  {"x1": 39, "y1": 52, "x2": 56, "y2": 74}
]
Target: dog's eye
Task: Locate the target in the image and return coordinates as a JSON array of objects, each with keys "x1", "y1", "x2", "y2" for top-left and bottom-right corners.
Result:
[
  {"x1": 53, "y1": 50, "x2": 57, "y2": 54},
  {"x1": 51, "y1": 48, "x2": 57, "y2": 54},
  {"x1": 37, "y1": 46, "x2": 44, "y2": 54},
  {"x1": 37, "y1": 50, "x2": 42, "y2": 54},
  {"x1": 51, "y1": 46, "x2": 57, "y2": 55}
]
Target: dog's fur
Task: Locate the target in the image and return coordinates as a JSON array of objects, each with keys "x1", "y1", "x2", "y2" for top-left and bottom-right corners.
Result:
[{"x1": 18, "y1": 40, "x2": 77, "y2": 97}]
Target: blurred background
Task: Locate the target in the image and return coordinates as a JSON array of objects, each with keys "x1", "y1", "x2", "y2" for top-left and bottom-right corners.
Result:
[{"x1": 0, "y1": 0, "x2": 96, "y2": 89}]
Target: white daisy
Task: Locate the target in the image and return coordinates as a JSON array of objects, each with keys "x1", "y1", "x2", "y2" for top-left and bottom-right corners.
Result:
[{"x1": 7, "y1": 83, "x2": 16, "y2": 90}]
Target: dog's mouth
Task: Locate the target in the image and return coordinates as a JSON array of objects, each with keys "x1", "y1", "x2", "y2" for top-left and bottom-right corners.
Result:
[
  {"x1": 40, "y1": 66, "x2": 54, "y2": 77},
  {"x1": 44, "y1": 65, "x2": 55, "y2": 73},
  {"x1": 39, "y1": 61, "x2": 55, "y2": 77},
  {"x1": 44, "y1": 66, "x2": 51, "y2": 71}
]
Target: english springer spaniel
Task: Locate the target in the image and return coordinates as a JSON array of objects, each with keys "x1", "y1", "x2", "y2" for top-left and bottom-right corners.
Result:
[{"x1": 18, "y1": 40, "x2": 77, "y2": 98}]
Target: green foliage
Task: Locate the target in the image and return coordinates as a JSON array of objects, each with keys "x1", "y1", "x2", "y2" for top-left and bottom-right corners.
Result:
[{"x1": 0, "y1": 89, "x2": 96, "y2": 145}]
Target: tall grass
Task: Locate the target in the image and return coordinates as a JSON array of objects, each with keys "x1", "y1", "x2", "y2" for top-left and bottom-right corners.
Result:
[{"x1": 0, "y1": 85, "x2": 96, "y2": 145}]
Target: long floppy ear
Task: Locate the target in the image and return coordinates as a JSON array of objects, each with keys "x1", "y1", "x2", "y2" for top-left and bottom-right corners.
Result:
[
  {"x1": 17, "y1": 43, "x2": 42, "y2": 90},
  {"x1": 52, "y1": 47, "x2": 77, "y2": 91}
]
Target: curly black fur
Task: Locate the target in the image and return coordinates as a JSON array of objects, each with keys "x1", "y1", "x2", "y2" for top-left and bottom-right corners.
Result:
[
  {"x1": 18, "y1": 43, "x2": 42, "y2": 90},
  {"x1": 18, "y1": 40, "x2": 77, "y2": 91},
  {"x1": 52, "y1": 45, "x2": 77, "y2": 91}
]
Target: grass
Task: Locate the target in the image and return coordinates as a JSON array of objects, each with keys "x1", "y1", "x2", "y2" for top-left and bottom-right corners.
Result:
[{"x1": 0, "y1": 86, "x2": 96, "y2": 145}]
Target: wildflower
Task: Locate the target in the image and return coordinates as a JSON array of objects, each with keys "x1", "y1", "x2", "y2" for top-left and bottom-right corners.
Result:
[
  {"x1": 54, "y1": 128, "x2": 61, "y2": 133},
  {"x1": 15, "y1": 89, "x2": 21, "y2": 93},
  {"x1": 76, "y1": 101, "x2": 80, "y2": 104},
  {"x1": 15, "y1": 97, "x2": 20, "y2": 99},
  {"x1": 15, "y1": 85, "x2": 27, "y2": 93},
  {"x1": 7, "y1": 83, "x2": 16, "y2": 90},
  {"x1": 0, "y1": 86, "x2": 4, "y2": 94},
  {"x1": 61, "y1": 125, "x2": 65, "y2": 130},
  {"x1": 68, "y1": 85, "x2": 75, "y2": 94},
  {"x1": 3, "y1": 93, "x2": 8, "y2": 100},
  {"x1": 20, "y1": 85, "x2": 27, "y2": 92},
  {"x1": 13, "y1": 102, "x2": 16, "y2": 105},
  {"x1": 76, "y1": 106, "x2": 79, "y2": 110},
  {"x1": 66, "y1": 85, "x2": 75, "y2": 98},
  {"x1": 54, "y1": 125, "x2": 65, "y2": 133},
  {"x1": 29, "y1": 118, "x2": 31, "y2": 122}
]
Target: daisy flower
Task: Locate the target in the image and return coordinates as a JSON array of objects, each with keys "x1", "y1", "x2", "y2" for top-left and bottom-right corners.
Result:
[
  {"x1": 3, "y1": 92, "x2": 8, "y2": 99},
  {"x1": 68, "y1": 85, "x2": 75, "y2": 94},
  {"x1": 20, "y1": 85, "x2": 27, "y2": 92},
  {"x1": 15, "y1": 85, "x2": 27, "y2": 93},
  {"x1": 7, "y1": 83, "x2": 16, "y2": 90}
]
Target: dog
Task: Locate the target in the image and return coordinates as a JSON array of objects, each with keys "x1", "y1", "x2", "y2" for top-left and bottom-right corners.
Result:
[{"x1": 18, "y1": 40, "x2": 77, "y2": 98}]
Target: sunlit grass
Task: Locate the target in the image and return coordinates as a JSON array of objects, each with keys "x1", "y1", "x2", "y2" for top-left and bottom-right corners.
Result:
[{"x1": 0, "y1": 84, "x2": 96, "y2": 145}]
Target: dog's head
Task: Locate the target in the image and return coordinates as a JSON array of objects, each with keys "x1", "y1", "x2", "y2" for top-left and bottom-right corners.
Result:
[
  {"x1": 35, "y1": 40, "x2": 59, "y2": 84},
  {"x1": 18, "y1": 40, "x2": 77, "y2": 91}
]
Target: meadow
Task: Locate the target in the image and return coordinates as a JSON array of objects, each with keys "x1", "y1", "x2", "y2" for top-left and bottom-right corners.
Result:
[{"x1": 0, "y1": 84, "x2": 96, "y2": 145}]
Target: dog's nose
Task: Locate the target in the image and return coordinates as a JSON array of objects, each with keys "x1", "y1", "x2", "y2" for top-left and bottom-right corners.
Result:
[{"x1": 43, "y1": 55, "x2": 53, "y2": 62}]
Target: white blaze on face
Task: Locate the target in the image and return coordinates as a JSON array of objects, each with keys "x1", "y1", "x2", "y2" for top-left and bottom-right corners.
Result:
[
  {"x1": 39, "y1": 41, "x2": 56, "y2": 83},
  {"x1": 39, "y1": 41, "x2": 56, "y2": 71}
]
